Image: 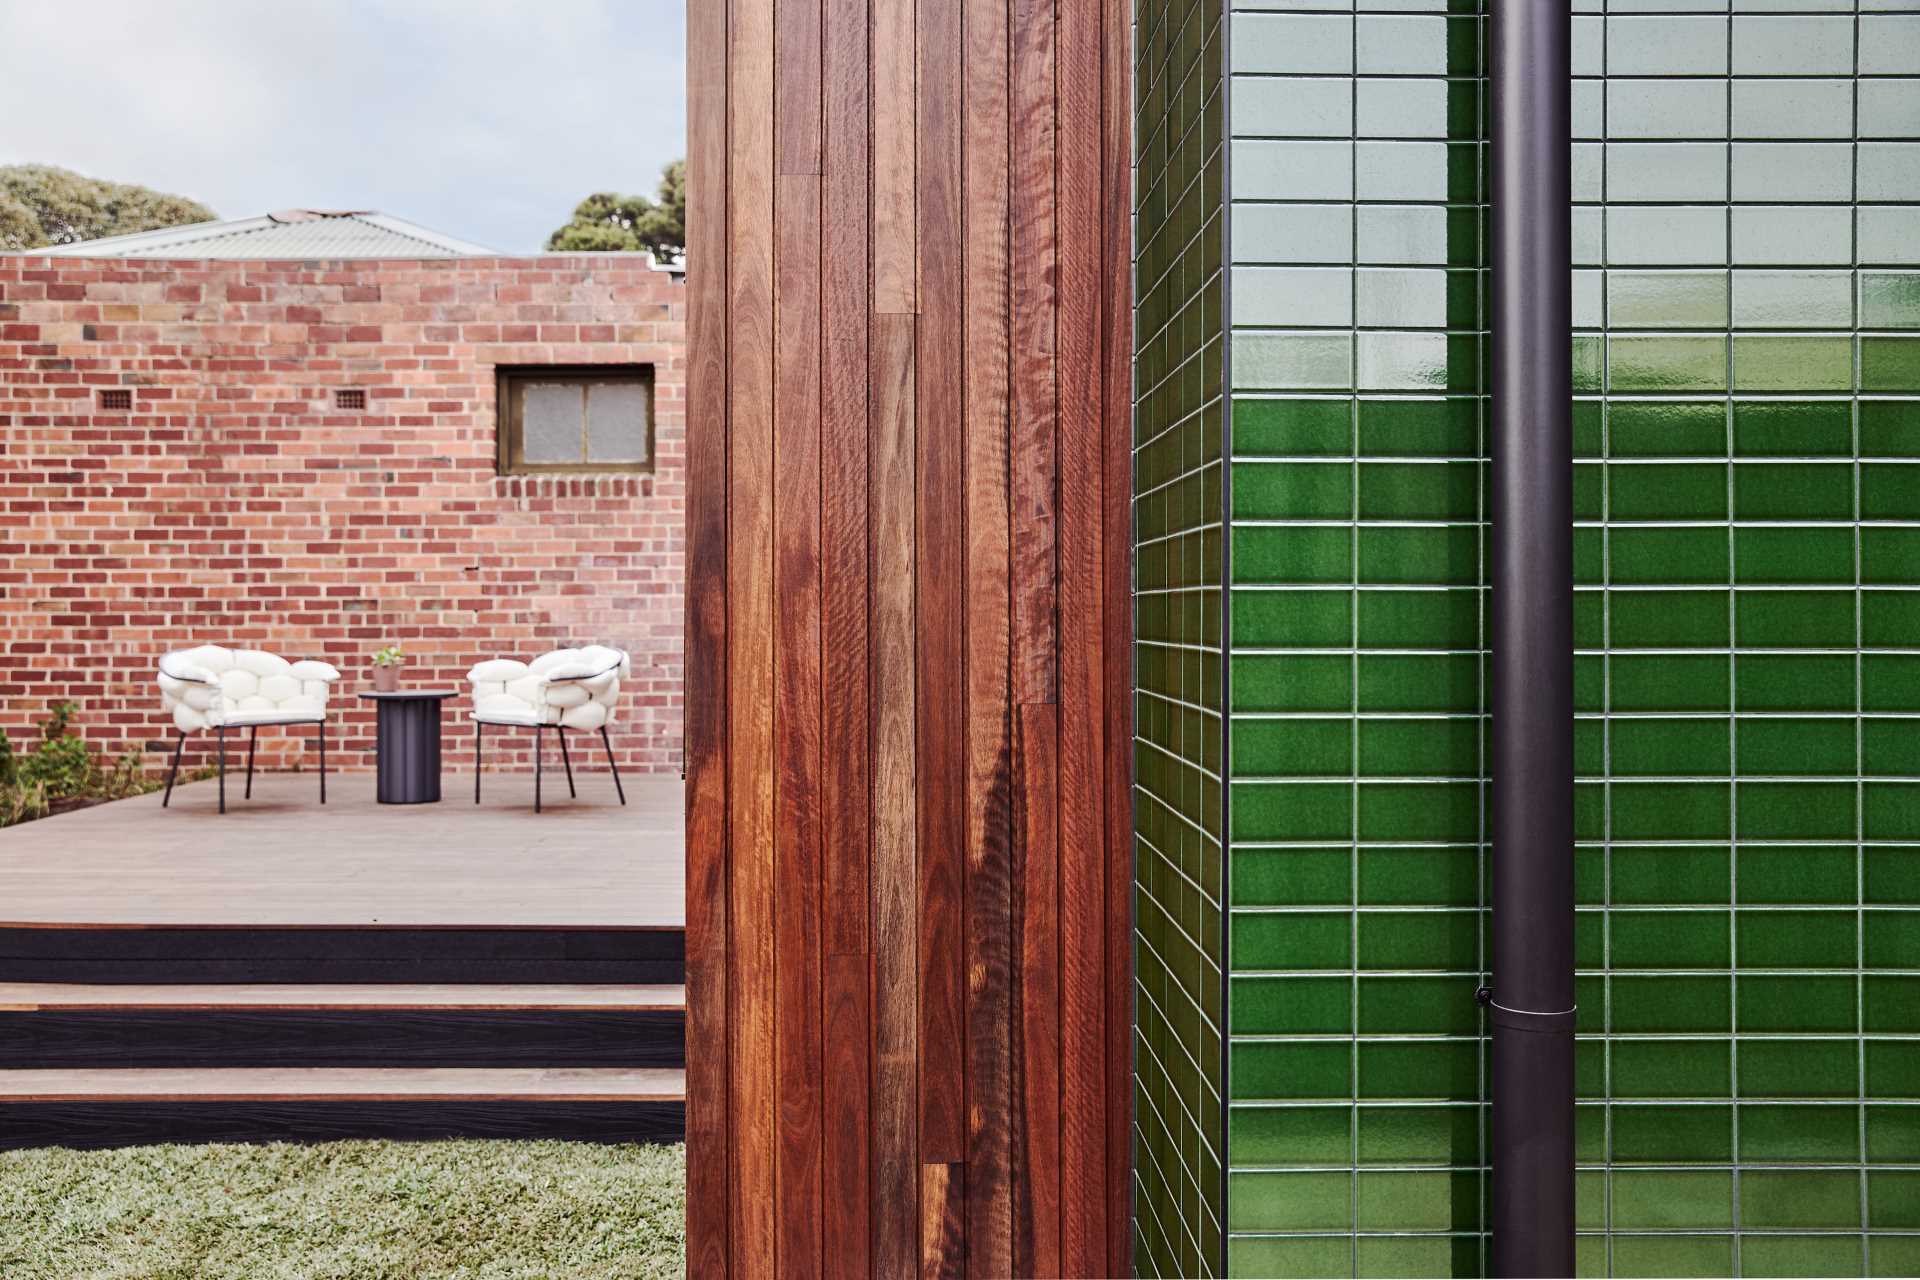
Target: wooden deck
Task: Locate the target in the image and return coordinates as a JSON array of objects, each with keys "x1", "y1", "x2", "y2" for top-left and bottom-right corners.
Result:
[{"x1": 0, "y1": 770, "x2": 684, "y2": 929}]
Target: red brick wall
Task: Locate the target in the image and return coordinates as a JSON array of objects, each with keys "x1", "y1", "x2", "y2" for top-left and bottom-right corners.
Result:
[{"x1": 0, "y1": 254, "x2": 684, "y2": 775}]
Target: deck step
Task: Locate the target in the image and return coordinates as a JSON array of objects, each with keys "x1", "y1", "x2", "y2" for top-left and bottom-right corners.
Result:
[
  {"x1": 0, "y1": 1067, "x2": 685, "y2": 1149},
  {"x1": 0, "y1": 983, "x2": 685, "y2": 1070},
  {"x1": 0, "y1": 926, "x2": 685, "y2": 984}
]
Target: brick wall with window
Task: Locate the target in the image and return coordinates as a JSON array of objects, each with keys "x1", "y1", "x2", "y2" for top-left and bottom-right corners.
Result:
[{"x1": 0, "y1": 254, "x2": 685, "y2": 774}]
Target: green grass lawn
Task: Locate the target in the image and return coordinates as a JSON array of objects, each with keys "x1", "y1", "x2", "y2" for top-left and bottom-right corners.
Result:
[{"x1": 0, "y1": 1140, "x2": 685, "y2": 1279}]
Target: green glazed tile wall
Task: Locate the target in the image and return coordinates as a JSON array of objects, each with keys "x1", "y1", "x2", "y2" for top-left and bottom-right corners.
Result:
[
  {"x1": 1204, "y1": 2, "x2": 1920, "y2": 1277},
  {"x1": 1134, "y1": 0, "x2": 1228, "y2": 1273},
  {"x1": 1225, "y1": 3, "x2": 1492, "y2": 1276},
  {"x1": 1572, "y1": 4, "x2": 1920, "y2": 1276}
]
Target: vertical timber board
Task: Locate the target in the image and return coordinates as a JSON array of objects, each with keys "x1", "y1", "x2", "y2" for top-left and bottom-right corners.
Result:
[
  {"x1": 683, "y1": 0, "x2": 730, "y2": 1271},
  {"x1": 871, "y1": 0, "x2": 915, "y2": 316},
  {"x1": 775, "y1": 0, "x2": 822, "y2": 175},
  {"x1": 1009, "y1": 0, "x2": 1059, "y2": 708},
  {"x1": 1054, "y1": 0, "x2": 1110, "y2": 1270},
  {"x1": 773, "y1": 171, "x2": 824, "y2": 1276},
  {"x1": 912, "y1": 0, "x2": 966, "y2": 1184},
  {"x1": 961, "y1": 0, "x2": 1014, "y2": 1272},
  {"x1": 1014, "y1": 701, "x2": 1063, "y2": 1277},
  {"x1": 1098, "y1": 0, "x2": 1134, "y2": 1271},
  {"x1": 820, "y1": 0, "x2": 873, "y2": 1271},
  {"x1": 869, "y1": 311, "x2": 919, "y2": 1280},
  {"x1": 727, "y1": 0, "x2": 778, "y2": 1273}
]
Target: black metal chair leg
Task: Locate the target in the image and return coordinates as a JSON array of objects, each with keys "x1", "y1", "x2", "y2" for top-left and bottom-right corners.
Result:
[
  {"x1": 162, "y1": 731, "x2": 186, "y2": 808},
  {"x1": 475, "y1": 720, "x2": 483, "y2": 804},
  {"x1": 558, "y1": 727, "x2": 576, "y2": 798},
  {"x1": 318, "y1": 720, "x2": 327, "y2": 804},
  {"x1": 216, "y1": 725, "x2": 226, "y2": 814},
  {"x1": 534, "y1": 726, "x2": 542, "y2": 814},
  {"x1": 601, "y1": 725, "x2": 626, "y2": 806},
  {"x1": 245, "y1": 726, "x2": 257, "y2": 799}
]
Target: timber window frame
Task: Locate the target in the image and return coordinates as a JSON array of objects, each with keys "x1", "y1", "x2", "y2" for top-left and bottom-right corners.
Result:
[{"x1": 495, "y1": 364, "x2": 656, "y2": 475}]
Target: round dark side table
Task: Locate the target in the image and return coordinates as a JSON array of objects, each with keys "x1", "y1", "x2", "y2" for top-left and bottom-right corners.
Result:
[{"x1": 358, "y1": 690, "x2": 459, "y2": 804}]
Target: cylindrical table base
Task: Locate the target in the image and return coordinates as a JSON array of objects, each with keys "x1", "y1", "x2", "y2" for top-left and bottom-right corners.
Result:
[{"x1": 374, "y1": 698, "x2": 443, "y2": 804}]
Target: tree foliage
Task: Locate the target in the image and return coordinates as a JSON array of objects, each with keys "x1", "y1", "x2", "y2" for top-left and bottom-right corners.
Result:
[
  {"x1": 545, "y1": 159, "x2": 685, "y2": 261},
  {"x1": 0, "y1": 164, "x2": 215, "y2": 252}
]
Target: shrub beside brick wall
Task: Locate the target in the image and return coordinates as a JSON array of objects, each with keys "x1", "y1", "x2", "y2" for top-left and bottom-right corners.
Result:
[{"x1": 0, "y1": 254, "x2": 684, "y2": 775}]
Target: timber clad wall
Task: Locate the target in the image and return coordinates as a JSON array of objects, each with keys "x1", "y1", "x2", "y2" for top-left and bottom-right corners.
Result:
[
  {"x1": 684, "y1": 0, "x2": 1134, "y2": 1273},
  {"x1": 0, "y1": 255, "x2": 685, "y2": 772}
]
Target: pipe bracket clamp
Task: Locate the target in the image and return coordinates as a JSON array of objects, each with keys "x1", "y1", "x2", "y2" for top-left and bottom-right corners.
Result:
[{"x1": 1475, "y1": 987, "x2": 1576, "y2": 1034}]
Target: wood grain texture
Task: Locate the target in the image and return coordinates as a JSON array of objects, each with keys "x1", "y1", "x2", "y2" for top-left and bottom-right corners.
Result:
[
  {"x1": 728, "y1": 0, "x2": 778, "y2": 1274},
  {"x1": 870, "y1": 0, "x2": 914, "y2": 314},
  {"x1": 684, "y1": 0, "x2": 730, "y2": 1266},
  {"x1": 1014, "y1": 703, "x2": 1062, "y2": 1278},
  {"x1": 1010, "y1": 0, "x2": 1059, "y2": 709},
  {"x1": 686, "y1": 0, "x2": 1131, "y2": 1269},
  {"x1": 912, "y1": 0, "x2": 965, "y2": 1170},
  {"x1": 961, "y1": 0, "x2": 1015, "y2": 1271},
  {"x1": 774, "y1": 172, "x2": 826, "y2": 1279},
  {"x1": 870, "y1": 311, "x2": 919, "y2": 1280}
]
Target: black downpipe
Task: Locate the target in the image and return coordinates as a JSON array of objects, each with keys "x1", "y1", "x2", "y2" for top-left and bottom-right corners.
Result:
[{"x1": 1487, "y1": 2, "x2": 1575, "y2": 1276}]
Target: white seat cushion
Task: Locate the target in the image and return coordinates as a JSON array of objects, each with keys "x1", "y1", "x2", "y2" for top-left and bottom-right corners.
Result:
[
  {"x1": 472, "y1": 702, "x2": 543, "y2": 727},
  {"x1": 223, "y1": 707, "x2": 327, "y2": 727}
]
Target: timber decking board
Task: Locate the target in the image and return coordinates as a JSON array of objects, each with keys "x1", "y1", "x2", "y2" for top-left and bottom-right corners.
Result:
[
  {"x1": 0, "y1": 1101, "x2": 684, "y2": 1150},
  {"x1": 687, "y1": 0, "x2": 1132, "y2": 1270},
  {"x1": 0, "y1": 983, "x2": 684, "y2": 1010},
  {"x1": 0, "y1": 1066, "x2": 685, "y2": 1101},
  {"x1": 0, "y1": 772, "x2": 681, "y2": 928}
]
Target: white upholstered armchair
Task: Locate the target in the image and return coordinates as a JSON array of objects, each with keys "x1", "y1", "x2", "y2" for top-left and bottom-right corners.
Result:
[
  {"x1": 157, "y1": 645, "x2": 341, "y2": 812},
  {"x1": 467, "y1": 645, "x2": 630, "y2": 812}
]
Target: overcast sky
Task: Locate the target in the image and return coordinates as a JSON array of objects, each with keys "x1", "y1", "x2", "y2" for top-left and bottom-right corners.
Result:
[{"x1": 0, "y1": 1, "x2": 685, "y2": 253}]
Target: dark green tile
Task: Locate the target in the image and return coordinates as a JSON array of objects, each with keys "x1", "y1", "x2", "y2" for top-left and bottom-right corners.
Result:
[
  {"x1": 1611, "y1": 1038, "x2": 1732, "y2": 1098},
  {"x1": 1232, "y1": 589, "x2": 1352, "y2": 648},
  {"x1": 1354, "y1": 1169, "x2": 1479, "y2": 1232},
  {"x1": 1611, "y1": 1103, "x2": 1733, "y2": 1163},
  {"x1": 1233, "y1": 716, "x2": 1349, "y2": 777},
  {"x1": 1611, "y1": 526, "x2": 1729, "y2": 585},
  {"x1": 1228, "y1": 1105, "x2": 1346, "y2": 1171},
  {"x1": 1231, "y1": 1040, "x2": 1352, "y2": 1101},
  {"x1": 1232, "y1": 848, "x2": 1352, "y2": 908},
  {"x1": 1609, "y1": 462, "x2": 1728, "y2": 521},
  {"x1": 1357, "y1": 461, "x2": 1478, "y2": 521},
  {"x1": 1355, "y1": 588, "x2": 1478, "y2": 649},
  {"x1": 1356, "y1": 525, "x2": 1479, "y2": 585},
  {"x1": 1356, "y1": 397, "x2": 1478, "y2": 457},
  {"x1": 1862, "y1": 399, "x2": 1920, "y2": 457},
  {"x1": 1233, "y1": 397, "x2": 1351, "y2": 457},
  {"x1": 1357, "y1": 1040, "x2": 1478, "y2": 1101},
  {"x1": 1737, "y1": 654, "x2": 1856, "y2": 712},
  {"x1": 1740, "y1": 1235, "x2": 1862, "y2": 1279},
  {"x1": 1356, "y1": 1104, "x2": 1480, "y2": 1166},
  {"x1": 1356, "y1": 782, "x2": 1479, "y2": 843},
  {"x1": 1357, "y1": 847, "x2": 1479, "y2": 907},
  {"x1": 1356, "y1": 909, "x2": 1477, "y2": 971},
  {"x1": 1611, "y1": 783, "x2": 1733, "y2": 843},
  {"x1": 1742, "y1": 1038, "x2": 1859, "y2": 1099},
  {"x1": 1864, "y1": 463, "x2": 1920, "y2": 519},
  {"x1": 1233, "y1": 462, "x2": 1352, "y2": 520},
  {"x1": 1611, "y1": 1169, "x2": 1733, "y2": 1230},
  {"x1": 1232, "y1": 654, "x2": 1350, "y2": 712},
  {"x1": 1357, "y1": 975, "x2": 1477, "y2": 1035},
  {"x1": 1612, "y1": 845, "x2": 1730, "y2": 905},
  {"x1": 1232, "y1": 525, "x2": 1351, "y2": 584},
  {"x1": 1233, "y1": 782, "x2": 1352, "y2": 842},
  {"x1": 1615, "y1": 401, "x2": 1729, "y2": 458},
  {"x1": 1231, "y1": 910, "x2": 1350, "y2": 970},
  {"x1": 1735, "y1": 400, "x2": 1853, "y2": 458},
  {"x1": 1740, "y1": 1102, "x2": 1862, "y2": 1163},
  {"x1": 1612, "y1": 718, "x2": 1729, "y2": 777},
  {"x1": 1735, "y1": 590, "x2": 1855, "y2": 648},
  {"x1": 1230, "y1": 975, "x2": 1350, "y2": 1035},
  {"x1": 1356, "y1": 654, "x2": 1478, "y2": 712},
  {"x1": 1611, "y1": 908, "x2": 1732, "y2": 969},
  {"x1": 1611, "y1": 590, "x2": 1729, "y2": 648},
  {"x1": 1357, "y1": 718, "x2": 1478, "y2": 778},
  {"x1": 1227, "y1": 1170, "x2": 1350, "y2": 1232},
  {"x1": 1610, "y1": 975, "x2": 1731, "y2": 1034},
  {"x1": 1613, "y1": 654, "x2": 1731, "y2": 712},
  {"x1": 1737, "y1": 845, "x2": 1859, "y2": 905},
  {"x1": 1741, "y1": 1169, "x2": 1861, "y2": 1230},
  {"x1": 1739, "y1": 975, "x2": 1858, "y2": 1034},
  {"x1": 1734, "y1": 526, "x2": 1855, "y2": 585},
  {"x1": 1863, "y1": 527, "x2": 1920, "y2": 585},
  {"x1": 1865, "y1": 654, "x2": 1920, "y2": 711},
  {"x1": 1610, "y1": 1235, "x2": 1733, "y2": 1280},
  {"x1": 1736, "y1": 782, "x2": 1857, "y2": 841}
]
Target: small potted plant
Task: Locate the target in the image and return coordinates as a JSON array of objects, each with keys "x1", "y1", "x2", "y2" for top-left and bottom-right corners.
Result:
[{"x1": 370, "y1": 644, "x2": 404, "y2": 692}]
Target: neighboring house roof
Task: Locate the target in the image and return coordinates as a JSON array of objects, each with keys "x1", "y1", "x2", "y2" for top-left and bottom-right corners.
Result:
[{"x1": 23, "y1": 209, "x2": 500, "y2": 259}]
